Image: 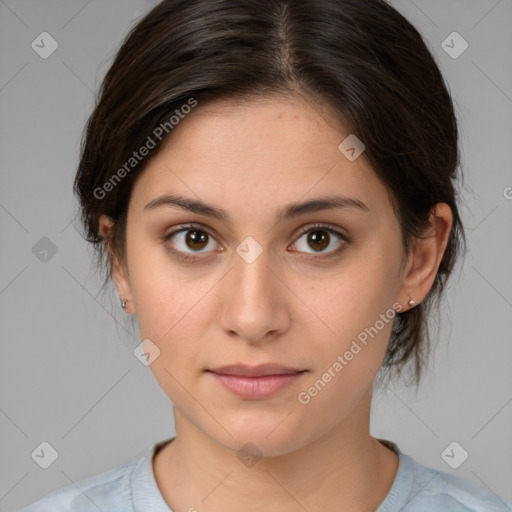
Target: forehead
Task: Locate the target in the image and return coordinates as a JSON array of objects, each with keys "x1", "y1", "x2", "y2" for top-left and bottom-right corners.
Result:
[
  {"x1": 129, "y1": 94, "x2": 392, "y2": 221},
  {"x1": 165, "y1": 94, "x2": 348, "y2": 156}
]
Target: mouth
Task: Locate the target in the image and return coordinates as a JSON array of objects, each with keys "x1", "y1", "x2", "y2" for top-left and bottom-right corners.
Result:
[
  {"x1": 208, "y1": 362, "x2": 307, "y2": 377},
  {"x1": 206, "y1": 363, "x2": 307, "y2": 399}
]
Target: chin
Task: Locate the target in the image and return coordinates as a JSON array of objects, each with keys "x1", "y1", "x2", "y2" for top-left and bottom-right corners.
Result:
[{"x1": 207, "y1": 415, "x2": 314, "y2": 459}]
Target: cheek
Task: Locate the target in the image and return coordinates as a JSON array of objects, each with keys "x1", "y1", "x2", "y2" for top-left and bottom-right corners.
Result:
[
  {"x1": 313, "y1": 248, "x2": 399, "y2": 341},
  {"x1": 129, "y1": 256, "x2": 216, "y2": 405},
  {"x1": 295, "y1": 292, "x2": 397, "y2": 430},
  {"x1": 127, "y1": 231, "x2": 210, "y2": 337},
  {"x1": 126, "y1": 249, "x2": 217, "y2": 401},
  {"x1": 300, "y1": 242, "x2": 400, "y2": 388}
]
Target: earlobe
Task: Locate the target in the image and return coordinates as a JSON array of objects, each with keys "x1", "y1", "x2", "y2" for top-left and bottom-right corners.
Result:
[
  {"x1": 98, "y1": 214, "x2": 134, "y2": 314},
  {"x1": 397, "y1": 203, "x2": 453, "y2": 310}
]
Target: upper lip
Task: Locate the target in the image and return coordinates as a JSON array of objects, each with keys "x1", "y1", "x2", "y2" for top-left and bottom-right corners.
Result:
[{"x1": 208, "y1": 363, "x2": 306, "y2": 377}]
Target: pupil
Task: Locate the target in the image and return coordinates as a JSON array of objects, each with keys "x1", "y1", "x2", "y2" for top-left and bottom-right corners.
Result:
[{"x1": 309, "y1": 230, "x2": 329, "y2": 252}]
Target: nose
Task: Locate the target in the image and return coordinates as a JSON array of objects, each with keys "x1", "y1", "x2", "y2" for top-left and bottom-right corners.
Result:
[{"x1": 218, "y1": 246, "x2": 290, "y2": 344}]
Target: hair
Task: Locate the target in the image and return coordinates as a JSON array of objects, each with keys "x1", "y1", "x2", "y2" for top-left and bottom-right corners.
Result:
[{"x1": 73, "y1": 0, "x2": 467, "y2": 388}]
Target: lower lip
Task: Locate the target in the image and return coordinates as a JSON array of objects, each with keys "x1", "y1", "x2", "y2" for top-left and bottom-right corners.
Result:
[{"x1": 208, "y1": 371, "x2": 305, "y2": 399}]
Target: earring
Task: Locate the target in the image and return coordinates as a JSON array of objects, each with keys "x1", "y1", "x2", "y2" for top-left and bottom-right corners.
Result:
[
  {"x1": 408, "y1": 299, "x2": 416, "y2": 308},
  {"x1": 121, "y1": 297, "x2": 128, "y2": 309}
]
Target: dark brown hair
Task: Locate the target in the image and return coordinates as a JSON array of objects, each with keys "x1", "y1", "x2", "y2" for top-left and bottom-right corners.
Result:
[{"x1": 74, "y1": 0, "x2": 467, "y2": 388}]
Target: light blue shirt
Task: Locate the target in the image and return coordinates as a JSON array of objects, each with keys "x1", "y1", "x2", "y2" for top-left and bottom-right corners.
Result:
[{"x1": 19, "y1": 437, "x2": 512, "y2": 511}]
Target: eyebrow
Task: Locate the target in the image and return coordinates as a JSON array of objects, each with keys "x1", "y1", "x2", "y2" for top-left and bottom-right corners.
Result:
[{"x1": 144, "y1": 193, "x2": 369, "y2": 222}]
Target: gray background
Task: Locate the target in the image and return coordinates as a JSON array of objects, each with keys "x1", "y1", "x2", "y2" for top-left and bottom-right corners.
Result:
[{"x1": 1, "y1": 1, "x2": 511, "y2": 510}]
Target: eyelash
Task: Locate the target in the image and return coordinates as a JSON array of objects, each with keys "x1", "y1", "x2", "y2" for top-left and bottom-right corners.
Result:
[{"x1": 162, "y1": 222, "x2": 350, "y2": 262}]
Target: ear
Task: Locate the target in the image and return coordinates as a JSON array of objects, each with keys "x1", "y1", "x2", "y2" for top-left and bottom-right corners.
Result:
[
  {"x1": 397, "y1": 203, "x2": 453, "y2": 310},
  {"x1": 98, "y1": 214, "x2": 134, "y2": 314}
]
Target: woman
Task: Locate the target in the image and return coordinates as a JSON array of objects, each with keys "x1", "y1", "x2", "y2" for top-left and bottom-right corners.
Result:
[{"x1": 20, "y1": 0, "x2": 511, "y2": 510}]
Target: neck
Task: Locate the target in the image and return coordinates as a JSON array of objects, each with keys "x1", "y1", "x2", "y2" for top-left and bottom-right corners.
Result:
[{"x1": 153, "y1": 390, "x2": 398, "y2": 512}]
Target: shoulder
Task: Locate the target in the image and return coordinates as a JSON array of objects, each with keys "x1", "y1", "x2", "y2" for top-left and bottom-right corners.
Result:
[
  {"x1": 398, "y1": 452, "x2": 512, "y2": 512},
  {"x1": 18, "y1": 457, "x2": 138, "y2": 512}
]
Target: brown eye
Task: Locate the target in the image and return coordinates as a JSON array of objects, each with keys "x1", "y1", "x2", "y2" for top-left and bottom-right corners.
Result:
[
  {"x1": 163, "y1": 224, "x2": 219, "y2": 259},
  {"x1": 163, "y1": 222, "x2": 349, "y2": 262},
  {"x1": 292, "y1": 224, "x2": 348, "y2": 257},
  {"x1": 183, "y1": 229, "x2": 209, "y2": 251},
  {"x1": 306, "y1": 230, "x2": 330, "y2": 252}
]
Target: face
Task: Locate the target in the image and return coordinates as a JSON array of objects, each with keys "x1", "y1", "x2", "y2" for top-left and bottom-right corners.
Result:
[{"x1": 104, "y1": 94, "x2": 418, "y2": 457}]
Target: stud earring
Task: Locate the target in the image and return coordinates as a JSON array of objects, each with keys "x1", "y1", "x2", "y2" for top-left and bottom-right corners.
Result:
[
  {"x1": 121, "y1": 297, "x2": 128, "y2": 309},
  {"x1": 408, "y1": 299, "x2": 416, "y2": 308}
]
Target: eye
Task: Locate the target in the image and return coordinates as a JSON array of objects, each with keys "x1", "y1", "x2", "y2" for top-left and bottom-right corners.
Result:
[
  {"x1": 162, "y1": 222, "x2": 349, "y2": 261},
  {"x1": 163, "y1": 223, "x2": 221, "y2": 260},
  {"x1": 290, "y1": 223, "x2": 348, "y2": 257}
]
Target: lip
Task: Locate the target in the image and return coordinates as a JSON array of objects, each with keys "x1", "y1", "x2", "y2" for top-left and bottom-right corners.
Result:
[
  {"x1": 207, "y1": 364, "x2": 307, "y2": 400},
  {"x1": 208, "y1": 363, "x2": 305, "y2": 377}
]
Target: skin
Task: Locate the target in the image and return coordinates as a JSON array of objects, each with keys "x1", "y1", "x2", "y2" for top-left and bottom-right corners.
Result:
[{"x1": 99, "y1": 93, "x2": 453, "y2": 512}]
